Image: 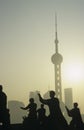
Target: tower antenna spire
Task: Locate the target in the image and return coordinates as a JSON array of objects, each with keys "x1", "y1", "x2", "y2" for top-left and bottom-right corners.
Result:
[
  {"x1": 55, "y1": 13, "x2": 59, "y2": 53},
  {"x1": 55, "y1": 13, "x2": 57, "y2": 36}
]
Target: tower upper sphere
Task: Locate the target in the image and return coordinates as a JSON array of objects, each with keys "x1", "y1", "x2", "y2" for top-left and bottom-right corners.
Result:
[{"x1": 51, "y1": 53, "x2": 63, "y2": 64}]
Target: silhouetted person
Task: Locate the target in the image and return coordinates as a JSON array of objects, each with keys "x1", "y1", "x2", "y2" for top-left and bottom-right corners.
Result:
[
  {"x1": 0, "y1": 85, "x2": 10, "y2": 127},
  {"x1": 38, "y1": 90, "x2": 68, "y2": 130},
  {"x1": 37, "y1": 104, "x2": 46, "y2": 125},
  {"x1": 0, "y1": 85, "x2": 7, "y2": 110},
  {"x1": 21, "y1": 98, "x2": 37, "y2": 119},
  {"x1": 21, "y1": 98, "x2": 38, "y2": 130},
  {"x1": 65, "y1": 102, "x2": 83, "y2": 129}
]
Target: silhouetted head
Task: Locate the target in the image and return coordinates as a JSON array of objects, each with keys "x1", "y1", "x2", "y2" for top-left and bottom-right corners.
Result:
[
  {"x1": 29, "y1": 98, "x2": 34, "y2": 103},
  {"x1": 74, "y1": 102, "x2": 78, "y2": 108},
  {"x1": 49, "y1": 90, "x2": 55, "y2": 98},
  {"x1": 0, "y1": 85, "x2": 3, "y2": 92}
]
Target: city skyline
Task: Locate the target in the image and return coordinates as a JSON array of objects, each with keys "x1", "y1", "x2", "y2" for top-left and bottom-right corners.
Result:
[{"x1": 0, "y1": 0, "x2": 84, "y2": 114}]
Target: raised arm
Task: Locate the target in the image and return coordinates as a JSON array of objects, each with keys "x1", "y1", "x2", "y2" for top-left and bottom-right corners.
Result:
[
  {"x1": 65, "y1": 106, "x2": 71, "y2": 117},
  {"x1": 38, "y1": 93, "x2": 48, "y2": 105}
]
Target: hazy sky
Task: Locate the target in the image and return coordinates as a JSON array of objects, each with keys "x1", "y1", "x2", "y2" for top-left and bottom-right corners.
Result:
[{"x1": 0, "y1": 0, "x2": 84, "y2": 113}]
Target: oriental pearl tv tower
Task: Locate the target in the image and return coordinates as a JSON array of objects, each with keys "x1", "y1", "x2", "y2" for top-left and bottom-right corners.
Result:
[{"x1": 51, "y1": 16, "x2": 63, "y2": 101}]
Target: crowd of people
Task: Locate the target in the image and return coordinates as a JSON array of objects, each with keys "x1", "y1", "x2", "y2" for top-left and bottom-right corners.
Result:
[{"x1": 0, "y1": 84, "x2": 84, "y2": 130}]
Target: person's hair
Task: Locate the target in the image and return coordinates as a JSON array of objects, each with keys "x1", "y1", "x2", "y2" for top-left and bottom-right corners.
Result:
[
  {"x1": 74, "y1": 102, "x2": 78, "y2": 107},
  {"x1": 49, "y1": 90, "x2": 55, "y2": 97}
]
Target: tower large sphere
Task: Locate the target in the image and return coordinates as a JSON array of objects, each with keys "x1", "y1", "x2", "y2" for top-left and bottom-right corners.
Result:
[{"x1": 51, "y1": 53, "x2": 63, "y2": 64}]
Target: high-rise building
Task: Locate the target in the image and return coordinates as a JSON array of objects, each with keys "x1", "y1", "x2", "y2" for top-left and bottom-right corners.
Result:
[
  {"x1": 51, "y1": 16, "x2": 63, "y2": 101},
  {"x1": 64, "y1": 88, "x2": 73, "y2": 109}
]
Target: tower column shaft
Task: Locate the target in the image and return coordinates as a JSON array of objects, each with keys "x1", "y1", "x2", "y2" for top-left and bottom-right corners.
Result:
[{"x1": 54, "y1": 64, "x2": 62, "y2": 100}]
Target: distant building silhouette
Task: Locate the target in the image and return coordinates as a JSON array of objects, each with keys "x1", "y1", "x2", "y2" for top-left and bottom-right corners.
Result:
[
  {"x1": 8, "y1": 100, "x2": 26, "y2": 124},
  {"x1": 64, "y1": 88, "x2": 73, "y2": 109},
  {"x1": 51, "y1": 15, "x2": 63, "y2": 101},
  {"x1": 81, "y1": 114, "x2": 84, "y2": 122},
  {"x1": 43, "y1": 91, "x2": 50, "y2": 99},
  {"x1": 64, "y1": 88, "x2": 73, "y2": 123}
]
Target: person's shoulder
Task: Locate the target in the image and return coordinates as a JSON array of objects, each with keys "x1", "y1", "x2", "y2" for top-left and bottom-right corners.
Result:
[
  {"x1": 34, "y1": 103, "x2": 37, "y2": 106},
  {"x1": 2, "y1": 91, "x2": 7, "y2": 96},
  {"x1": 54, "y1": 97, "x2": 59, "y2": 101},
  {"x1": 77, "y1": 108, "x2": 80, "y2": 111},
  {"x1": 71, "y1": 108, "x2": 74, "y2": 112}
]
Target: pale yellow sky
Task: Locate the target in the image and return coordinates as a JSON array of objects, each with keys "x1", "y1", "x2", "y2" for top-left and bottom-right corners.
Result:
[{"x1": 0, "y1": 0, "x2": 84, "y2": 113}]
